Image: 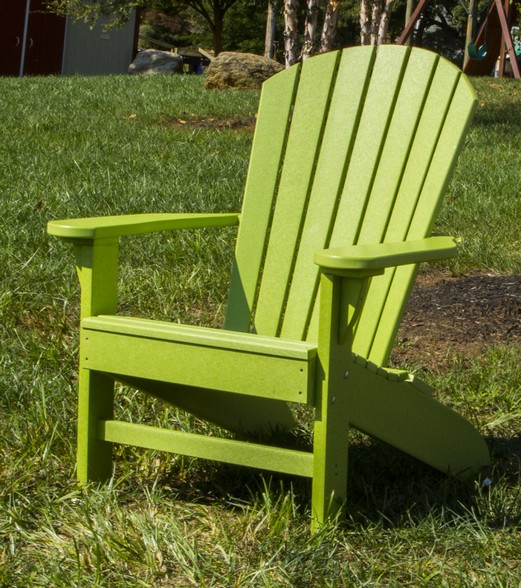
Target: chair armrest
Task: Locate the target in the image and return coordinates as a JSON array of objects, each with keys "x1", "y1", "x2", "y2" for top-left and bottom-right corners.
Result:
[
  {"x1": 314, "y1": 236, "x2": 458, "y2": 275},
  {"x1": 47, "y1": 212, "x2": 240, "y2": 319},
  {"x1": 47, "y1": 212, "x2": 240, "y2": 241}
]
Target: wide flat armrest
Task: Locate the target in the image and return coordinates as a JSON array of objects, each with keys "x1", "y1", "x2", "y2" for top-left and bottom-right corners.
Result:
[
  {"x1": 314, "y1": 236, "x2": 458, "y2": 273},
  {"x1": 47, "y1": 212, "x2": 240, "y2": 241}
]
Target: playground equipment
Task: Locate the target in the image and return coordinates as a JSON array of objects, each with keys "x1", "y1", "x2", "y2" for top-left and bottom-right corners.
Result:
[
  {"x1": 466, "y1": 0, "x2": 490, "y2": 62},
  {"x1": 464, "y1": 0, "x2": 520, "y2": 77},
  {"x1": 398, "y1": 0, "x2": 520, "y2": 78}
]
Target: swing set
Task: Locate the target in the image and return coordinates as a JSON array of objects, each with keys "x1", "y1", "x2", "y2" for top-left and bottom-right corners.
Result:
[
  {"x1": 467, "y1": 0, "x2": 491, "y2": 61},
  {"x1": 397, "y1": 0, "x2": 520, "y2": 78}
]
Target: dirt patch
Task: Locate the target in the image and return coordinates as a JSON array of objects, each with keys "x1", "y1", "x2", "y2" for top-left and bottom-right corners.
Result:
[
  {"x1": 393, "y1": 271, "x2": 521, "y2": 367},
  {"x1": 165, "y1": 116, "x2": 256, "y2": 130}
]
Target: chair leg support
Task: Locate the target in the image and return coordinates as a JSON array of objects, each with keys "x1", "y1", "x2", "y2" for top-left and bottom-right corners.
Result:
[
  {"x1": 77, "y1": 370, "x2": 114, "y2": 483},
  {"x1": 311, "y1": 401, "x2": 349, "y2": 531},
  {"x1": 347, "y1": 362, "x2": 490, "y2": 477}
]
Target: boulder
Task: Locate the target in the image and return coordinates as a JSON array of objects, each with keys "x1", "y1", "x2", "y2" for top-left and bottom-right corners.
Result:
[
  {"x1": 128, "y1": 50, "x2": 183, "y2": 75},
  {"x1": 204, "y1": 52, "x2": 283, "y2": 90}
]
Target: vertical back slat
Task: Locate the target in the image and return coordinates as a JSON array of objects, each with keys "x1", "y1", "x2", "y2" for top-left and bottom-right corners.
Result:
[
  {"x1": 225, "y1": 64, "x2": 300, "y2": 332},
  {"x1": 359, "y1": 63, "x2": 476, "y2": 364},
  {"x1": 280, "y1": 47, "x2": 376, "y2": 341},
  {"x1": 328, "y1": 45, "x2": 412, "y2": 249},
  {"x1": 253, "y1": 51, "x2": 340, "y2": 336}
]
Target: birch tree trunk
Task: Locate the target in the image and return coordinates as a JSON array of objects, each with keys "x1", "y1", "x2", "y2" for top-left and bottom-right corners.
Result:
[
  {"x1": 377, "y1": 0, "x2": 393, "y2": 43},
  {"x1": 264, "y1": 0, "x2": 278, "y2": 59},
  {"x1": 284, "y1": 0, "x2": 300, "y2": 67},
  {"x1": 320, "y1": 0, "x2": 340, "y2": 53},
  {"x1": 360, "y1": 0, "x2": 394, "y2": 46},
  {"x1": 360, "y1": 0, "x2": 371, "y2": 45},
  {"x1": 370, "y1": 0, "x2": 382, "y2": 45},
  {"x1": 302, "y1": 0, "x2": 320, "y2": 59}
]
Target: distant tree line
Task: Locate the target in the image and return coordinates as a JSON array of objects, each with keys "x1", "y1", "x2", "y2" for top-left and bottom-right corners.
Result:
[{"x1": 49, "y1": 0, "x2": 492, "y2": 66}]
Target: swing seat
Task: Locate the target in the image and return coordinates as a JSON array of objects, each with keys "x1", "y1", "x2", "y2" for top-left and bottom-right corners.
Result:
[
  {"x1": 511, "y1": 27, "x2": 520, "y2": 56},
  {"x1": 468, "y1": 42, "x2": 489, "y2": 60}
]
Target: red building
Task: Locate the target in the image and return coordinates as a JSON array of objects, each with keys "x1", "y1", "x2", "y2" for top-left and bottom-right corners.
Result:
[{"x1": 0, "y1": 1, "x2": 139, "y2": 76}]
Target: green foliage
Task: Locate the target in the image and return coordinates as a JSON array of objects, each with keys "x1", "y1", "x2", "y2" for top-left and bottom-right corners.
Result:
[
  {"x1": 47, "y1": 0, "x2": 494, "y2": 60},
  {"x1": 222, "y1": 0, "x2": 267, "y2": 53},
  {"x1": 140, "y1": 0, "x2": 267, "y2": 54},
  {"x1": 1, "y1": 73, "x2": 521, "y2": 585},
  {"x1": 47, "y1": 0, "x2": 142, "y2": 28},
  {"x1": 48, "y1": 0, "x2": 249, "y2": 53},
  {"x1": 139, "y1": 6, "x2": 197, "y2": 48}
]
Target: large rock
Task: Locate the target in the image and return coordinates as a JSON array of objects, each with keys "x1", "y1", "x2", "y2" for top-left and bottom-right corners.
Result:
[
  {"x1": 128, "y1": 50, "x2": 183, "y2": 75},
  {"x1": 204, "y1": 52, "x2": 283, "y2": 89}
]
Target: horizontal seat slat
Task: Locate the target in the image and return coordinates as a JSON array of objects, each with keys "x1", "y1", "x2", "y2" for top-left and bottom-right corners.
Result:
[{"x1": 84, "y1": 316, "x2": 316, "y2": 359}]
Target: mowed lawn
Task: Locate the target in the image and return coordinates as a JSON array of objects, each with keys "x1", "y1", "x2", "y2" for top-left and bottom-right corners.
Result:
[{"x1": 1, "y1": 71, "x2": 520, "y2": 586}]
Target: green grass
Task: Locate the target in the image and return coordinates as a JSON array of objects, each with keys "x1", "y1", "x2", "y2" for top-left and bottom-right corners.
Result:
[
  {"x1": 441, "y1": 78, "x2": 521, "y2": 274},
  {"x1": 1, "y1": 73, "x2": 521, "y2": 586}
]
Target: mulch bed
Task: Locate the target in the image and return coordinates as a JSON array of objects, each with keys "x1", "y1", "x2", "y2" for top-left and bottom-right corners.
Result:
[{"x1": 394, "y1": 271, "x2": 521, "y2": 367}]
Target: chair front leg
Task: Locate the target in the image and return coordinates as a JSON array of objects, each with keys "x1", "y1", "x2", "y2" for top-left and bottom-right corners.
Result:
[
  {"x1": 77, "y1": 368, "x2": 115, "y2": 483},
  {"x1": 73, "y1": 238, "x2": 119, "y2": 483},
  {"x1": 311, "y1": 272, "x2": 358, "y2": 530}
]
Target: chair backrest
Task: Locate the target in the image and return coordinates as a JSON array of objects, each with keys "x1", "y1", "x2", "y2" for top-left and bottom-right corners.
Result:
[{"x1": 225, "y1": 45, "x2": 476, "y2": 366}]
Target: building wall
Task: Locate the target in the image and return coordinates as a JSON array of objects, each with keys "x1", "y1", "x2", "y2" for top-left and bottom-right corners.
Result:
[
  {"x1": 0, "y1": 0, "x2": 66, "y2": 76},
  {"x1": 62, "y1": 13, "x2": 138, "y2": 76}
]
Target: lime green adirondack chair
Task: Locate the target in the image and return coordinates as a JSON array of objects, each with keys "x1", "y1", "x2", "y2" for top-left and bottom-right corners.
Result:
[{"x1": 48, "y1": 45, "x2": 490, "y2": 529}]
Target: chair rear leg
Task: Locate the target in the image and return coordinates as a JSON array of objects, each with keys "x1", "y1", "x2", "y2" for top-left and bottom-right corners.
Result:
[{"x1": 347, "y1": 363, "x2": 490, "y2": 477}]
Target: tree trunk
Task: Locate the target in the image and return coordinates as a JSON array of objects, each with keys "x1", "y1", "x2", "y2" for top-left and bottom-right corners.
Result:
[
  {"x1": 360, "y1": 0, "x2": 394, "y2": 46},
  {"x1": 284, "y1": 0, "x2": 300, "y2": 67},
  {"x1": 320, "y1": 0, "x2": 341, "y2": 53},
  {"x1": 213, "y1": 16, "x2": 223, "y2": 55},
  {"x1": 377, "y1": 0, "x2": 393, "y2": 43},
  {"x1": 360, "y1": 0, "x2": 371, "y2": 45},
  {"x1": 464, "y1": 0, "x2": 477, "y2": 68},
  {"x1": 370, "y1": 0, "x2": 382, "y2": 45},
  {"x1": 302, "y1": 0, "x2": 319, "y2": 59},
  {"x1": 264, "y1": 0, "x2": 278, "y2": 59}
]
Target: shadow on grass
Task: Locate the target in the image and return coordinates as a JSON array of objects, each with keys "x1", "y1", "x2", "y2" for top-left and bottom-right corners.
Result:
[
  {"x1": 348, "y1": 435, "x2": 521, "y2": 528},
  {"x1": 114, "y1": 432, "x2": 520, "y2": 529},
  {"x1": 488, "y1": 433, "x2": 521, "y2": 484}
]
